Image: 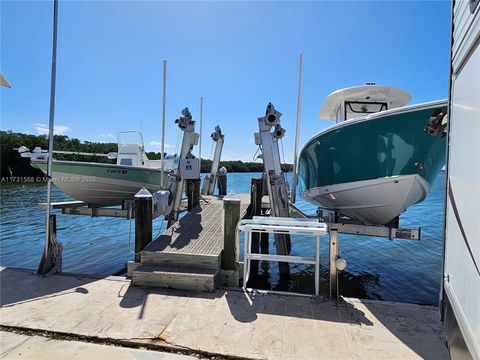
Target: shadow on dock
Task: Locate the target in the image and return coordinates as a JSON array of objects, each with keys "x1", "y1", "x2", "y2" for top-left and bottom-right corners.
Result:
[
  {"x1": 0, "y1": 267, "x2": 96, "y2": 307},
  {"x1": 151, "y1": 206, "x2": 204, "y2": 252},
  {"x1": 224, "y1": 289, "x2": 374, "y2": 326},
  {"x1": 0, "y1": 267, "x2": 447, "y2": 360}
]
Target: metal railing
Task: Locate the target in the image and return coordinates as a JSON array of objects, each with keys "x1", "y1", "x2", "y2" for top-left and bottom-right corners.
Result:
[{"x1": 237, "y1": 217, "x2": 327, "y2": 296}]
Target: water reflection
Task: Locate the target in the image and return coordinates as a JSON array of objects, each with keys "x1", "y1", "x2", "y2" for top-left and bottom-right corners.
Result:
[{"x1": 247, "y1": 260, "x2": 382, "y2": 301}]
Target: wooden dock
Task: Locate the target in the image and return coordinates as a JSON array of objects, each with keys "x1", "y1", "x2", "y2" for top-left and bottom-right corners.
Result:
[{"x1": 130, "y1": 195, "x2": 250, "y2": 291}]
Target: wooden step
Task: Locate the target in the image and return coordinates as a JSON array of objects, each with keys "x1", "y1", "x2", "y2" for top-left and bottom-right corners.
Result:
[
  {"x1": 132, "y1": 265, "x2": 218, "y2": 292},
  {"x1": 140, "y1": 251, "x2": 221, "y2": 270}
]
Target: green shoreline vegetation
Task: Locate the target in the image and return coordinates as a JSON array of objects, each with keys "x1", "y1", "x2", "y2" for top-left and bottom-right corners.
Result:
[{"x1": 0, "y1": 130, "x2": 292, "y2": 179}]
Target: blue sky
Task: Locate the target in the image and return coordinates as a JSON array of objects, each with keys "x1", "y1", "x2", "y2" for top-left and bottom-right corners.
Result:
[{"x1": 1, "y1": 1, "x2": 451, "y2": 162}]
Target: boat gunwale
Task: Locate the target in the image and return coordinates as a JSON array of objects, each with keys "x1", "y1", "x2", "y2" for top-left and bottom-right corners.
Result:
[{"x1": 300, "y1": 99, "x2": 448, "y2": 158}]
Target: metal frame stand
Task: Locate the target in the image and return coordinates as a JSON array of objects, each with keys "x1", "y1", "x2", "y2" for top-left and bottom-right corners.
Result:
[
  {"x1": 237, "y1": 217, "x2": 327, "y2": 296},
  {"x1": 39, "y1": 200, "x2": 135, "y2": 219}
]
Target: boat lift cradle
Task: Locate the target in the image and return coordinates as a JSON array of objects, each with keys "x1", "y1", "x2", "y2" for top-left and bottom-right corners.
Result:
[{"x1": 241, "y1": 102, "x2": 422, "y2": 300}]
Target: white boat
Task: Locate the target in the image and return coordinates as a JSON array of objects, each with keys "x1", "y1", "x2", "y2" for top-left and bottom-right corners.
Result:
[
  {"x1": 298, "y1": 84, "x2": 447, "y2": 225},
  {"x1": 24, "y1": 132, "x2": 176, "y2": 205}
]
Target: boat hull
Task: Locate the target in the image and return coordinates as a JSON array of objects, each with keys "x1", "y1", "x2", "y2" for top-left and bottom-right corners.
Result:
[
  {"x1": 304, "y1": 174, "x2": 429, "y2": 225},
  {"x1": 33, "y1": 160, "x2": 168, "y2": 205},
  {"x1": 298, "y1": 100, "x2": 447, "y2": 224}
]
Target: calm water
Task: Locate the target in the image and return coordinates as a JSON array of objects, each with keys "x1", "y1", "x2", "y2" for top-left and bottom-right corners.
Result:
[{"x1": 0, "y1": 172, "x2": 445, "y2": 305}]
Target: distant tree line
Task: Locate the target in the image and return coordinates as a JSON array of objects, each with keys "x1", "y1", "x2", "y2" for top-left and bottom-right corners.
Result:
[{"x1": 0, "y1": 131, "x2": 292, "y2": 179}]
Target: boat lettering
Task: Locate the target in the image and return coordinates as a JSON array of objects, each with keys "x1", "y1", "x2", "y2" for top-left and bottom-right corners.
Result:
[{"x1": 107, "y1": 169, "x2": 128, "y2": 174}]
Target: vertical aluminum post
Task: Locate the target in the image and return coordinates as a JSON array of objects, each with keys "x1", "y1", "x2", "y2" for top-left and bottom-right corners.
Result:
[
  {"x1": 315, "y1": 233, "x2": 320, "y2": 296},
  {"x1": 329, "y1": 229, "x2": 339, "y2": 300},
  {"x1": 44, "y1": 0, "x2": 59, "y2": 271},
  {"x1": 243, "y1": 228, "x2": 251, "y2": 289},
  {"x1": 198, "y1": 97, "x2": 203, "y2": 169},
  {"x1": 160, "y1": 59, "x2": 167, "y2": 187},
  {"x1": 291, "y1": 52, "x2": 303, "y2": 203}
]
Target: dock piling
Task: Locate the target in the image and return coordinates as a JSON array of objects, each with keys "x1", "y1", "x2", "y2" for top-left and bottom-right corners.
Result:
[
  {"x1": 135, "y1": 188, "x2": 153, "y2": 262},
  {"x1": 222, "y1": 197, "x2": 241, "y2": 271},
  {"x1": 217, "y1": 172, "x2": 227, "y2": 195},
  {"x1": 187, "y1": 179, "x2": 200, "y2": 211},
  {"x1": 37, "y1": 214, "x2": 62, "y2": 276}
]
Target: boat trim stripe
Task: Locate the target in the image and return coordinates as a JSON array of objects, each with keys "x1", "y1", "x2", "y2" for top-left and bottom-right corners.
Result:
[{"x1": 448, "y1": 179, "x2": 480, "y2": 277}]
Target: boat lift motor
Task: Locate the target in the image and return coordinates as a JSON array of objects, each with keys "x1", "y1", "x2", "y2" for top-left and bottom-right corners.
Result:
[
  {"x1": 254, "y1": 103, "x2": 291, "y2": 275},
  {"x1": 165, "y1": 107, "x2": 200, "y2": 226},
  {"x1": 201, "y1": 125, "x2": 225, "y2": 196}
]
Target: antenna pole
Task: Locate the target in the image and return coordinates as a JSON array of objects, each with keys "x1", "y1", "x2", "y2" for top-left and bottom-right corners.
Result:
[
  {"x1": 160, "y1": 59, "x2": 166, "y2": 187},
  {"x1": 44, "y1": 0, "x2": 59, "y2": 268},
  {"x1": 199, "y1": 96, "x2": 203, "y2": 169},
  {"x1": 291, "y1": 52, "x2": 303, "y2": 204}
]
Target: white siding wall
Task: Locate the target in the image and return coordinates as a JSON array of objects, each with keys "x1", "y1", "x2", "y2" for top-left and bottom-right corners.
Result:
[{"x1": 444, "y1": 1, "x2": 480, "y2": 358}]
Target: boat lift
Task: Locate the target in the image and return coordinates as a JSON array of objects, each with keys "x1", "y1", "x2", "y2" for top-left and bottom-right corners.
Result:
[
  {"x1": 36, "y1": 107, "x2": 200, "y2": 273},
  {"x1": 244, "y1": 101, "x2": 422, "y2": 299},
  {"x1": 254, "y1": 103, "x2": 292, "y2": 275},
  {"x1": 201, "y1": 126, "x2": 224, "y2": 196},
  {"x1": 165, "y1": 107, "x2": 200, "y2": 227}
]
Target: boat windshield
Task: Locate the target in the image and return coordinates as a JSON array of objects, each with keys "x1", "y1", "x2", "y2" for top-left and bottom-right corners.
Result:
[
  {"x1": 117, "y1": 131, "x2": 144, "y2": 147},
  {"x1": 344, "y1": 101, "x2": 388, "y2": 120}
]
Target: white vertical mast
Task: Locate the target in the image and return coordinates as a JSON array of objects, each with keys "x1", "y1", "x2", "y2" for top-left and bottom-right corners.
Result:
[
  {"x1": 44, "y1": 0, "x2": 59, "y2": 264},
  {"x1": 160, "y1": 59, "x2": 167, "y2": 187},
  {"x1": 291, "y1": 52, "x2": 303, "y2": 204},
  {"x1": 198, "y1": 96, "x2": 203, "y2": 169}
]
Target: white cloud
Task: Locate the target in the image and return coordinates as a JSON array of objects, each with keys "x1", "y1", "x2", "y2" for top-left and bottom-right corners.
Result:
[
  {"x1": 149, "y1": 141, "x2": 175, "y2": 149},
  {"x1": 34, "y1": 123, "x2": 69, "y2": 135},
  {"x1": 100, "y1": 133, "x2": 115, "y2": 139}
]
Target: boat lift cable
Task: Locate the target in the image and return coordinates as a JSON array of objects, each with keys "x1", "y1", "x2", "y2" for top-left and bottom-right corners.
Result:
[
  {"x1": 253, "y1": 144, "x2": 263, "y2": 161},
  {"x1": 280, "y1": 137, "x2": 287, "y2": 173},
  {"x1": 127, "y1": 206, "x2": 165, "y2": 255}
]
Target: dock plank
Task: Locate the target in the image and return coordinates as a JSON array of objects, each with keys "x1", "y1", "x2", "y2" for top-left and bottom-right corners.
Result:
[{"x1": 144, "y1": 195, "x2": 250, "y2": 257}]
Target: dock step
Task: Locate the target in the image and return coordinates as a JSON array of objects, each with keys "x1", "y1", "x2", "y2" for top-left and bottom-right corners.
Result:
[
  {"x1": 140, "y1": 251, "x2": 221, "y2": 270},
  {"x1": 132, "y1": 265, "x2": 218, "y2": 292}
]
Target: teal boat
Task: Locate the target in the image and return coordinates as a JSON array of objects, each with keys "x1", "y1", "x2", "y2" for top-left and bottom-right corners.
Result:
[{"x1": 298, "y1": 84, "x2": 447, "y2": 225}]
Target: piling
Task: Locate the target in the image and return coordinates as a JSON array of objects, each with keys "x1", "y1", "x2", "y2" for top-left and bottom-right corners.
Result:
[
  {"x1": 37, "y1": 214, "x2": 62, "y2": 275},
  {"x1": 217, "y1": 173, "x2": 227, "y2": 195},
  {"x1": 222, "y1": 197, "x2": 241, "y2": 271},
  {"x1": 187, "y1": 179, "x2": 200, "y2": 211},
  {"x1": 135, "y1": 188, "x2": 153, "y2": 262}
]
